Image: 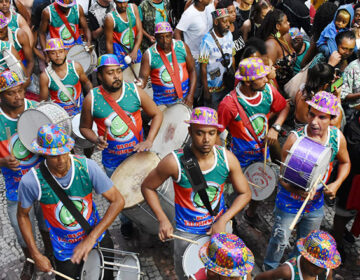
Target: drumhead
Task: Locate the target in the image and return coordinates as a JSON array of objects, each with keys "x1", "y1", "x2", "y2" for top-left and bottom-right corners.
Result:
[
  {"x1": 151, "y1": 103, "x2": 191, "y2": 158},
  {"x1": 72, "y1": 114, "x2": 98, "y2": 139},
  {"x1": 67, "y1": 45, "x2": 97, "y2": 74},
  {"x1": 116, "y1": 255, "x2": 140, "y2": 280},
  {"x1": 244, "y1": 162, "x2": 277, "y2": 201},
  {"x1": 81, "y1": 249, "x2": 104, "y2": 280},
  {"x1": 311, "y1": 146, "x2": 332, "y2": 190},
  {"x1": 182, "y1": 236, "x2": 210, "y2": 277},
  {"x1": 111, "y1": 152, "x2": 160, "y2": 208}
]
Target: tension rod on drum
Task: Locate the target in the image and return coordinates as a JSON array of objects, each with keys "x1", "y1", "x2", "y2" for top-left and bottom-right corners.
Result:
[
  {"x1": 103, "y1": 261, "x2": 139, "y2": 270},
  {"x1": 98, "y1": 247, "x2": 139, "y2": 255},
  {"x1": 99, "y1": 266, "x2": 145, "y2": 275},
  {"x1": 285, "y1": 150, "x2": 318, "y2": 165}
]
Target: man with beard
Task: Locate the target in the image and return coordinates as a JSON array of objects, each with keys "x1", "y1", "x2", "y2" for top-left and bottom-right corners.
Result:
[
  {"x1": 80, "y1": 54, "x2": 162, "y2": 238},
  {"x1": 263, "y1": 91, "x2": 350, "y2": 270},
  {"x1": 218, "y1": 57, "x2": 289, "y2": 233},
  {"x1": 199, "y1": 8, "x2": 235, "y2": 109},
  {"x1": 0, "y1": 71, "x2": 50, "y2": 280},
  {"x1": 39, "y1": 38, "x2": 92, "y2": 117},
  {"x1": 141, "y1": 107, "x2": 252, "y2": 280}
]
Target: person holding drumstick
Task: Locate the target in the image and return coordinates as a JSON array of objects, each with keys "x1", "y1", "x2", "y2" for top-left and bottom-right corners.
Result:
[
  {"x1": 217, "y1": 57, "x2": 289, "y2": 233},
  {"x1": 17, "y1": 123, "x2": 124, "y2": 280},
  {"x1": 263, "y1": 91, "x2": 350, "y2": 270},
  {"x1": 141, "y1": 107, "x2": 252, "y2": 280}
]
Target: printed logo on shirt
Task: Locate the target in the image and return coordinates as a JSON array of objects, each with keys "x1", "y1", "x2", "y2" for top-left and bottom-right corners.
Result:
[
  {"x1": 247, "y1": 113, "x2": 267, "y2": 140},
  {"x1": 107, "y1": 112, "x2": 135, "y2": 142},
  {"x1": 159, "y1": 64, "x2": 184, "y2": 86},
  {"x1": 56, "y1": 196, "x2": 89, "y2": 231},
  {"x1": 57, "y1": 86, "x2": 76, "y2": 104},
  {"x1": 60, "y1": 24, "x2": 77, "y2": 45},
  {"x1": 191, "y1": 181, "x2": 221, "y2": 214},
  {"x1": 8, "y1": 134, "x2": 39, "y2": 166},
  {"x1": 120, "y1": 28, "x2": 133, "y2": 48}
]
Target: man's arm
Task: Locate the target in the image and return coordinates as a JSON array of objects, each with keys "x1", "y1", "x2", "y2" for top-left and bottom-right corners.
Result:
[
  {"x1": 267, "y1": 100, "x2": 290, "y2": 145},
  {"x1": 129, "y1": 4, "x2": 143, "y2": 61},
  {"x1": 173, "y1": 28, "x2": 182, "y2": 40},
  {"x1": 39, "y1": 9, "x2": 50, "y2": 53},
  {"x1": 87, "y1": 12, "x2": 103, "y2": 39},
  {"x1": 200, "y1": 63, "x2": 209, "y2": 103},
  {"x1": 183, "y1": 42, "x2": 196, "y2": 108},
  {"x1": 17, "y1": 14, "x2": 34, "y2": 47},
  {"x1": 138, "y1": 49, "x2": 151, "y2": 88},
  {"x1": 254, "y1": 264, "x2": 292, "y2": 280},
  {"x1": 75, "y1": 62, "x2": 93, "y2": 96},
  {"x1": 39, "y1": 71, "x2": 50, "y2": 101},
  {"x1": 104, "y1": 15, "x2": 114, "y2": 54},
  {"x1": 78, "y1": 5, "x2": 92, "y2": 45},
  {"x1": 17, "y1": 29, "x2": 34, "y2": 77}
]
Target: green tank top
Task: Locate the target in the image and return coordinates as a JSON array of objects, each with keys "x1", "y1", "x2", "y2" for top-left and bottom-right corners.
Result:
[
  {"x1": 0, "y1": 40, "x2": 13, "y2": 72},
  {"x1": 285, "y1": 256, "x2": 329, "y2": 280}
]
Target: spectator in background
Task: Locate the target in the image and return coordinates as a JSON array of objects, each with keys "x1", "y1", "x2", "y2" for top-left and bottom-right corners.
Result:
[
  {"x1": 289, "y1": 27, "x2": 310, "y2": 74},
  {"x1": 243, "y1": 0, "x2": 272, "y2": 40},
  {"x1": 353, "y1": 3, "x2": 360, "y2": 49},
  {"x1": 233, "y1": 0, "x2": 253, "y2": 28}
]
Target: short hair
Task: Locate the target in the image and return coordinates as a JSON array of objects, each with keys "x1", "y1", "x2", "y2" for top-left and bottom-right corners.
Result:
[
  {"x1": 335, "y1": 30, "x2": 356, "y2": 46},
  {"x1": 304, "y1": 63, "x2": 335, "y2": 100},
  {"x1": 217, "y1": 0, "x2": 233, "y2": 9}
]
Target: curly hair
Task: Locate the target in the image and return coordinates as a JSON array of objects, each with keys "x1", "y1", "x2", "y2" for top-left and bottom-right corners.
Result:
[
  {"x1": 304, "y1": 63, "x2": 335, "y2": 101},
  {"x1": 256, "y1": 9, "x2": 285, "y2": 40}
]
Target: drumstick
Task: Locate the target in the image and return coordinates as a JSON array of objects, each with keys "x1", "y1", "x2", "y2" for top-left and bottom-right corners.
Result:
[
  {"x1": 170, "y1": 234, "x2": 199, "y2": 245},
  {"x1": 248, "y1": 181, "x2": 262, "y2": 189},
  {"x1": 264, "y1": 123, "x2": 269, "y2": 172},
  {"x1": 103, "y1": 119, "x2": 111, "y2": 141},
  {"x1": 320, "y1": 179, "x2": 330, "y2": 190},
  {"x1": 26, "y1": 259, "x2": 75, "y2": 280},
  {"x1": 289, "y1": 174, "x2": 322, "y2": 231}
]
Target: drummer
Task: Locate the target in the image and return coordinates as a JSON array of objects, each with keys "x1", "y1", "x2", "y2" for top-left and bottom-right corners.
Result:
[
  {"x1": 39, "y1": 38, "x2": 93, "y2": 117},
  {"x1": 80, "y1": 54, "x2": 162, "y2": 238},
  {"x1": 263, "y1": 91, "x2": 350, "y2": 270},
  {"x1": 0, "y1": 70, "x2": 51, "y2": 280},
  {"x1": 17, "y1": 123, "x2": 125, "y2": 280},
  {"x1": 217, "y1": 57, "x2": 289, "y2": 233},
  {"x1": 141, "y1": 107, "x2": 251, "y2": 280},
  {"x1": 138, "y1": 22, "x2": 196, "y2": 108}
]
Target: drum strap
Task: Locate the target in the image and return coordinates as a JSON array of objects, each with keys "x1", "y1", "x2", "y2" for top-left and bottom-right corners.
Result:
[
  {"x1": 230, "y1": 89, "x2": 265, "y2": 154},
  {"x1": 54, "y1": 3, "x2": 79, "y2": 42},
  {"x1": 99, "y1": 86, "x2": 141, "y2": 142},
  {"x1": 7, "y1": 27, "x2": 14, "y2": 47},
  {"x1": 180, "y1": 145, "x2": 219, "y2": 216},
  {"x1": 39, "y1": 161, "x2": 93, "y2": 235}
]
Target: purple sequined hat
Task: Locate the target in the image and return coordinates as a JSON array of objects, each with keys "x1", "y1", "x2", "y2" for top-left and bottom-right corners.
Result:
[
  {"x1": 235, "y1": 57, "x2": 271, "y2": 81},
  {"x1": 0, "y1": 11, "x2": 9, "y2": 28},
  {"x1": 44, "y1": 38, "x2": 67, "y2": 51},
  {"x1": 96, "y1": 54, "x2": 124, "y2": 71},
  {"x1": 297, "y1": 230, "x2": 341, "y2": 269},
  {"x1": 199, "y1": 233, "x2": 254, "y2": 277},
  {"x1": 185, "y1": 107, "x2": 223, "y2": 129},
  {"x1": 55, "y1": 0, "x2": 75, "y2": 7},
  {"x1": 0, "y1": 71, "x2": 24, "y2": 93},
  {"x1": 306, "y1": 91, "x2": 340, "y2": 116},
  {"x1": 31, "y1": 124, "x2": 74, "y2": 155},
  {"x1": 155, "y1": 22, "x2": 173, "y2": 34}
]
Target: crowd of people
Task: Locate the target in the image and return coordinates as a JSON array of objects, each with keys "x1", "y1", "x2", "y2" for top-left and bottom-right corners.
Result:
[{"x1": 1, "y1": 0, "x2": 360, "y2": 279}]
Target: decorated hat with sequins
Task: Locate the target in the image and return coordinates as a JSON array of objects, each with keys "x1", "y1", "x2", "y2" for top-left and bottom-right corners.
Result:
[
  {"x1": 0, "y1": 71, "x2": 24, "y2": 93},
  {"x1": 44, "y1": 38, "x2": 67, "y2": 51},
  {"x1": 235, "y1": 57, "x2": 271, "y2": 81},
  {"x1": 211, "y1": 8, "x2": 229, "y2": 20},
  {"x1": 55, "y1": 0, "x2": 75, "y2": 8},
  {"x1": 0, "y1": 11, "x2": 9, "y2": 28},
  {"x1": 289, "y1": 27, "x2": 304, "y2": 40},
  {"x1": 306, "y1": 91, "x2": 340, "y2": 116},
  {"x1": 31, "y1": 124, "x2": 74, "y2": 155},
  {"x1": 297, "y1": 230, "x2": 341, "y2": 269},
  {"x1": 155, "y1": 22, "x2": 173, "y2": 34},
  {"x1": 199, "y1": 233, "x2": 254, "y2": 277},
  {"x1": 185, "y1": 107, "x2": 223, "y2": 129},
  {"x1": 96, "y1": 54, "x2": 124, "y2": 70}
]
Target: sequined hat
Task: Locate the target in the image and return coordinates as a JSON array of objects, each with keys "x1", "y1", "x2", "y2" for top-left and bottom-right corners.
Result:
[
  {"x1": 235, "y1": 57, "x2": 271, "y2": 81},
  {"x1": 297, "y1": 230, "x2": 341, "y2": 269},
  {"x1": 289, "y1": 27, "x2": 304, "y2": 40},
  {"x1": 211, "y1": 8, "x2": 229, "y2": 20},
  {"x1": 44, "y1": 38, "x2": 67, "y2": 51},
  {"x1": 31, "y1": 124, "x2": 75, "y2": 155},
  {"x1": 114, "y1": 0, "x2": 128, "y2": 2},
  {"x1": 55, "y1": 0, "x2": 75, "y2": 7},
  {"x1": 185, "y1": 107, "x2": 223, "y2": 129},
  {"x1": 306, "y1": 91, "x2": 340, "y2": 116},
  {"x1": 199, "y1": 233, "x2": 254, "y2": 277},
  {"x1": 0, "y1": 71, "x2": 24, "y2": 93},
  {"x1": 155, "y1": 22, "x2": 173, "y2": 34},
  {"x1": 0, "y1": 11, "x2": 9, "y2": 28},
  {"x1": 96, "y1": 54, "x2": 124, "y2": 71}
]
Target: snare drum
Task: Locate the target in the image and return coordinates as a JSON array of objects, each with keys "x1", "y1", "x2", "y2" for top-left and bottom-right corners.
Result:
[
  {"x1": 151, "y1": 103, "x2": 191, "y2": 158},
  {"x1": 111, "y1": 152, "x2": 175, "y2": 235},
  {"x1": 280, "y1": 136, "x2": 332, "y2": 191},
  {"x1": 17, "y1": 102, "x2": 72, "y2": 153},
  {"x1": 67, "y1": 45, "x2": 97, "y2": 75},
  {"x1": 244, "y1": 162, "x2": 278, "y2": 201},
  {"x1": 71, "y1": 114, "x2": 98, "y2": 149}
]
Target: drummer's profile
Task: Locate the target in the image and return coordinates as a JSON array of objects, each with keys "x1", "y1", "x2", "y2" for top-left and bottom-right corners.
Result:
[{"x1": 141, "y1": 106, "x2": 252, "y2": 280}]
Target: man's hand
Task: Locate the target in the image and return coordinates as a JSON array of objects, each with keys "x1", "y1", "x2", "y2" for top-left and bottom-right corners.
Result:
[
  {"x1": 85, "y1": 42, "x2": 93, "y2": 53},
  {"x1": 128, "y1": 50, "x2": 138, "y2": 62},
  {"x1": 149, "y1": 36, "x2": 156, "y2": 44},
  {"x1": 183, "y1": 95, "x2": 194, "y2": 108},
  {"x1": 33, "y1": 253, "x2": 52, "y2": 273},
  {"x1": 96, "y1": 136, "x2": 108, "y2": 151},
  {"x1": 207, "y1": 217, "x2": 227, "y2": 235},
  {"x1": 324, "y1": 182, "x2": 339, "y2": 199},
  {"x1": 267, "y1": 127, "x2": 279, "y2": 145},
  {"x1": 158, "y1": 218, "x2": 173, "y2": 242},
  {"x1": 4, "y1": 155, "x2": 20, "y2": 171},
  {"x1": 134, "y1": 140, "x2": 153, "y2": 152},
  {"x1": 288, "y1": 184, "x2": 316, "y2": 200},
  {"x1": 71, "y1": 236, "x2": 97, "y2": 264},
  {"x1": 328, "y1": 51, "x2": 342, "y2": 67}
]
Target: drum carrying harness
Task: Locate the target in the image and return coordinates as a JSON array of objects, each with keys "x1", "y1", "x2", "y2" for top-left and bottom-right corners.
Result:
[{"x1": 180, "y1": 145, "x2": 219, "y2": 217}]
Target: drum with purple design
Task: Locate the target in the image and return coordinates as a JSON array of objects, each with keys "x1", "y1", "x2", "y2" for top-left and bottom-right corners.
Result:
[{"x1": 280, "y1": 136, "x2": 332, "y2": 191}]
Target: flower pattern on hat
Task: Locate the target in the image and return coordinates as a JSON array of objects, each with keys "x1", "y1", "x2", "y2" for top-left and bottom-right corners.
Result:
[
  {"x1": 235, "y1": 57, "x2": 271, "y2": 81},
  {"x1": 185, "y1": 107, "x2": 223, "y2": 129},
  {"x1": 45, "y1": 38, "x2": 66, "y2": 51},
  {"x1": 0, "y1": 71, "x2": 24, "y2": 93},
  {"x1": 155, "y1": 22, "x2": 173, "y2": 34},
  {"x1": 306, "y1": 91, "x2": 340, "y2": 116}
]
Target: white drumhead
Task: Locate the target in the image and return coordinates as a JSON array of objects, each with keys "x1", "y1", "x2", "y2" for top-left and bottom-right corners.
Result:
[
  {"x1": 81, "y1": 249, "x2": 104, "y2": 280},
  {"x1": 312, "y1": 147, "x2": 332, "y2": 190},
  {"x1": 116, "y1": 255, "x2": 141, "y2": 280},
  {"x1": 182, "y1": 236, "x2": 210, "y2": 277},
  {"x1": 71, "y1": 114, "x2": 98, "y2": 139},
  {"x1": 151, "y1": 103, "x2": 191, "y2": 158},
  {"x1": 111, "y1": 152, "x2": 160, "y2": 208},
  {"x1": 244, "y1": 162, "x2": 277, "y2": 201},
  {"x1": 67, "y1": 45, "x2": 93, "y2": 74}
]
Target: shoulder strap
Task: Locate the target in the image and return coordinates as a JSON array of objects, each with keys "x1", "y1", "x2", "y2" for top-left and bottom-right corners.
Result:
[
  {"x1": 54, "y1": 3, "x2": 78, "y2": 41},
  {"x1": 210, "y1": 30, "x2": 226, "y2": 61},
  {"x1": 7, "y1": 27, "x2": 14, "y2": 47},
  {"x1": 126, "y1": 5, "x2": 134, "y2": 50},
  {"x1": 39, "y1": 161, "x2": 93, "y2": 235}
]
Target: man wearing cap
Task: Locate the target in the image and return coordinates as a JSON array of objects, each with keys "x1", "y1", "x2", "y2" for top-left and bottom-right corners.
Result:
[
  {"x1": 218, "y1": 57, "x2": 289, "y2": 233},
  {"x1": 104, "y1": 0, "x2": 143, "y2": 71},
  {"x1": 0, "y1": 70, "x2": 50, "y2": 280},
  {"x1": 199, "y1": 8, "x2": 235, "y2": 109},
  {"x1": 138, "y1": 21, "x2": 196, "y2": 107},
  {"x1": 256, "y1": 230, "x2": 340, "y2": 279},
  {"x1": 17, "y1": 123, "x2": 124, "y2": 279},
  {"x1": 263, "y1": 91, "x2": 350, "y2": 270},
  {"x1": 38, "y1": 0, "x2": 91, "y2": 54},
  {"x1": 141, "y1": 106, "x2": 252, "y2": 280},
  {"x1": 39, "y1": 38, "x2": 93, "y2": 117}
]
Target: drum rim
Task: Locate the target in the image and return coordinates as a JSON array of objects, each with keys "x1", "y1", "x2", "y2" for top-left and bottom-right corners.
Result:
[
  {"x1": 182, "y1": 236, "x2": 210, "y2": 276},
  {"x1": 116, "y1": 254, "x2": 141, "y2": 280},
  {"x1": 80, "y1": 248, "x2": 104, "y2": 280},
  {"x1": 67, "y1": 44, "x2": 97, "y2": 74}
]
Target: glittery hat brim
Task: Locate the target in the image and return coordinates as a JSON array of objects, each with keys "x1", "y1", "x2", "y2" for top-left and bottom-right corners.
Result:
[
  {"x1": 31, "y1": 136, "x2": 75, "y2": 155},
  {"x1": 55, "y1": 0, "x2": 75, "y2": 7},
  {"x1": 306, "y1": 100, "x2": 340, "y2": 116},
  {"x1": 297, "y1": 238, "x2": 341, "y2": 269},
  {"x1": 199, "y1": 241, "x2": 254, "y2": 277},
  {"x1": 235, "y1": 65, "x2": 271, "y2": 81},
  {"x1": 0, "y1": 80, "x2": 24, "y2": 93},
  {"x1": 44, "y1": 46, "x2": 69, "y2": 51},
  {"x1": 184, "y1": 120, "x2": 223, "y2": 129}
]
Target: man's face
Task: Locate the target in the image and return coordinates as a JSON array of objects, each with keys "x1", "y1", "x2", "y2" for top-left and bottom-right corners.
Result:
[
  {"x1": 115, "y1": 1, "x2": 128, "y2": 13},
  {"x1": 215, "y1": 16, "x2": 230, "y2": 36},
  {"x1": 0, "y1": 0, "x2": 10, "y2": 14},
  {"x1": 307, "y1": 107, "x2": 331, "y2": 137},
  {"x1": 155, "y1": 32, "x2": 173, "y2": 51},
  {"x1": 98, "y1": 65, "x2": 123, "y2": 92},
  {"x1": 0, "y1": 25, "x2": 7, "y2": 40},
  {"x1": 47, "y1": 49, "x2": 67, "y2": 66},
  {"x1": 45, "y1": 153, "x2": 71, "y2": 175},
  {"x1": 0, "y1": 84, "x2": 25, "y2": 109},
  {"x1": 355, "y1": 8, "x2": 360, "y2": 26},
  {"x1": 207, "y1": 270, "x2": 241, "y2": 280},
  {"x1": 189, "y1": 124, "x2": 218, "y2": 155},
  {"x1": 302, "y1": 258, "x2": 327, "y2": 277},
  {"x1": 200, "y1": 0, "x2": 211, "y2": 7},
  {"x1": 337, "y1": 37, "x2": 355, "y2": 60},
  {"x1": 227, "y1": 5, "x2": 236, "y2": 23},
  {"x1": 249, "y1": 76, "x2": 268, "y2": 92}
]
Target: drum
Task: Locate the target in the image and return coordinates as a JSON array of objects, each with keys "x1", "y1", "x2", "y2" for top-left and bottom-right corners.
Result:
[
  {"x1": 280, "y1": 136, "x2": 332, "y2": 191},
  {"x1": 81, "y1": 249, "x2": 104, "y2": 280},
  {"x1": 111, "y1": 151, "x2": 175, "y2": 235},
  {"x1": 71, "y1": 114, "x2": 98, "y2": 149},
  {"x1": 244, "y1": 162, "x2": 278, "y2": 201},
  {"x1": 2, "y1": 48, "x2": 26, "y2": 81},
  {"x1": 151, "y1": 103, "x2": 191, "y2": 158},
  {"x1": 116, "y1": 254, "x2": 141, "y2": 280},
  {"x1": 67, "y1": 44, "x2": 97, "y2": 75},
  {"x1": 182, "y1": 236, "x2": 210, "y2": 279},
  {"x1": 17, "y1": 102, "x2": 72, "y2": 153}
]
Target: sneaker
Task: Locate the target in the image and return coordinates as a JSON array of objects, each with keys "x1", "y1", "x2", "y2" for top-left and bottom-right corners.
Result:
[
  {"x1": 20, "y1": 261, "x2": 34, "y2": 280},
  {"x1": 243, "y1": 211, "x2": 269, "y2": 233},
  {"x1": 121, "y1": 222, "x2": 133, "y2": 240}
]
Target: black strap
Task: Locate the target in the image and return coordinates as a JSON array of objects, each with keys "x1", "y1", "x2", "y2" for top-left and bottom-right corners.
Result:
[
  {"x1": 180, "y1": 145, "x2": 219, "y2": 216},
  {"x1": 210, "y1": 30, "x2": 227, "y2": 63},
  {"x1": 39, "y1": 161, "x2": 93, "y2": 235}
]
